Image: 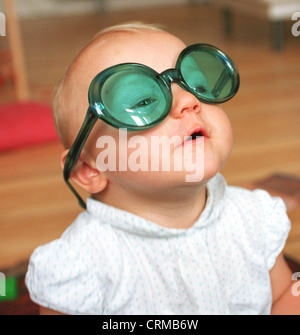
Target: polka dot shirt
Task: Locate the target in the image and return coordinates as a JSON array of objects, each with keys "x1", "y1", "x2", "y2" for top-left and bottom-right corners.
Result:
[{"x1": 25, "y1": 174, "x2": 291, "y2": 315}]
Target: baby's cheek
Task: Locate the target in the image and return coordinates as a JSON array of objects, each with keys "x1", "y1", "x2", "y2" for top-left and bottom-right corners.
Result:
[
  {"x1": 225, "y1": 121, "x2": 234, "y2": 151},
  {"x1": 219, "y1": 115, "x2": 233, "y2": 165}
]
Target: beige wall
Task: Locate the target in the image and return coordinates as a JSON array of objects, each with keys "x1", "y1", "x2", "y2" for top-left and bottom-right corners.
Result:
[{"x1": 0, "y1": 0, "x2": 203, "y2": 18}]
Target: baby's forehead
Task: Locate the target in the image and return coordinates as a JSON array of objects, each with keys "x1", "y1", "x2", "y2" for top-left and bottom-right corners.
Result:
[
  {"x1": 62, "y1": 29, "x2": 186, "y2": 126},
  {"x1": 75, "y1": 30, "x2": 186, "y2": 82}
]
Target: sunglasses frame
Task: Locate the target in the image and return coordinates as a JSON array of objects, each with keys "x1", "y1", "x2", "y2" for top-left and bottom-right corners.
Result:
[{"x1": 63, "y1": 43, "x2": 240, "y2": 208}]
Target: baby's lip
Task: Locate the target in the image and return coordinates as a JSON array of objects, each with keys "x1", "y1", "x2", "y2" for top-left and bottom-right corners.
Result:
[{"x1": 182, "y1": 127, "x2": 209, "y2": 144}]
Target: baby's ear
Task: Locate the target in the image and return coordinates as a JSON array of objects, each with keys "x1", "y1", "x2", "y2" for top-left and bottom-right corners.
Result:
[{"x1": 60, "y1": 149, "x2": 108, "y2": 194}]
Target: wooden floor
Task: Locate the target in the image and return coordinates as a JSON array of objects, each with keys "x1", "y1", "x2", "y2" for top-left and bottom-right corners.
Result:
[{"x1": 0, "y1": 3, "x2": 300, "y2": 270}]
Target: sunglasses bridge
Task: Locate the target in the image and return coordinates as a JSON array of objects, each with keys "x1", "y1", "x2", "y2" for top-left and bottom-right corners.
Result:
[{"x1": 159, "y1": 68, "x2": 182, "y2": 85}]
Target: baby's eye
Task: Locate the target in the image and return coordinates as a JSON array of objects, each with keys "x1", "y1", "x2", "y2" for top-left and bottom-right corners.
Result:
[
  {"x1": 193, "y1": 84, "x2": 215, "y2": 99},
  {"x1": 195, "y1": 85, "x2": 209, "y2": 94},
  {"x1": 132, "y1": 98, "x2": 157, "y2": 109}
]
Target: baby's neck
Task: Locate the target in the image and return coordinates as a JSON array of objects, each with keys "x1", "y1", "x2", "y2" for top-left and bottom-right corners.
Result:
[
  {"x1": 94, "y1": 184, "x2": 207, "y2": 229},
  {"x1": 136, "y1": 188, "x2": 207, "y2": 229}
]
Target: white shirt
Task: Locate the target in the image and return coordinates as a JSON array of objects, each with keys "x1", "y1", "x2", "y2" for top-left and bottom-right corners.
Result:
[{"x1": 25, "y1": 174, "x2": 290, "y2": 315}]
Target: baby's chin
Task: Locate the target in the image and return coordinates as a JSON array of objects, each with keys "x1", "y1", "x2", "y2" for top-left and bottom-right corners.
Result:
[{"x1": 120, "y1": 169, "x2": 211, "y2": 192}]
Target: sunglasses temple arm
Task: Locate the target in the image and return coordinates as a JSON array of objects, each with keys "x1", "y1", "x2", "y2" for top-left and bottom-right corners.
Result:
[
  {"x1": 63, "y1": 109, "x2": 97, "y2": 209},
  {"x1": 211, "y1": 69, "x2": 230, "y2": 98}
]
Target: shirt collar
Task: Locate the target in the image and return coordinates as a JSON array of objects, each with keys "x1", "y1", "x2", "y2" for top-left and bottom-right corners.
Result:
[{"x1": 87, "y1": 173, "x2": 226, "y2": 237}]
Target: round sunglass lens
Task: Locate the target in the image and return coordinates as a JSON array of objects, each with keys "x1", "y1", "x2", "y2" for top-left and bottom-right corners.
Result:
[
  {"x1": 100, "y1": 68, "x2": 169, "y2": 129},
  {"x1": 180, "y1": 47, "x2": 236, "y2": 101}
]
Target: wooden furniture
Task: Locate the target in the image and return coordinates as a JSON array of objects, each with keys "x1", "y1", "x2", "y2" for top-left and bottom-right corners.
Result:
[
  {"x1": 2, "y1": 0, "x2": 29, "y2": 101},
  {"x1": 212, "y1": 0, "x2": 300, "y2": 50}
]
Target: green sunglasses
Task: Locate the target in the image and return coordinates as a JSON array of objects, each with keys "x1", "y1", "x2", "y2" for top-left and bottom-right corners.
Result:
[{"x1": 64, "y1": 43, "x2": 240, "y2": 208}]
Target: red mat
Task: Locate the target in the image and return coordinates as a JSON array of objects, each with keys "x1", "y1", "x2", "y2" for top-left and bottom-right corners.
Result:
[{"x1": 0, "y1": 101, "x2": 58, "y2": 151}]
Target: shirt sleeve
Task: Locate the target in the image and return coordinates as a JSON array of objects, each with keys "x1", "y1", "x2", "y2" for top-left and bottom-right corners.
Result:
[
  {"x1": 25, "y1": 235, "x2": 104, "y2": 315},
  {"x1": 253, "y1": 189, "x2": 291, "y2": 270}
]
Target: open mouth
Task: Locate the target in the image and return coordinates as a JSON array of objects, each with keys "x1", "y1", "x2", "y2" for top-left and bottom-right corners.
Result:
[{"x1": 185, "y1": 130, "x2": 205, "y2": 142}]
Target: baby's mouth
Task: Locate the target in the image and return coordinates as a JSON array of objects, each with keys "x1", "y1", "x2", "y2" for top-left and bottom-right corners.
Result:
[
  {"x1": 185, "y1": 130, "x2": 205, "y2": 141},
  {"x1": 183, "y1": 128, "x2": 208, "y2": 145},
  {"x1": 174, "y1": 127, "x2": 209, "y2": 149}
]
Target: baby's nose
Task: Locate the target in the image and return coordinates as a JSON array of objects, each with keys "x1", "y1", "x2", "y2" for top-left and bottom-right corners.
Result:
[{"x1": 170, "y1": 84, "x2": 202, "y2": 119}]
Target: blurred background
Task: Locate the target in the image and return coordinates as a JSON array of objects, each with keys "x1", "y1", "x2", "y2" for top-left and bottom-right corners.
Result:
[{"x1": 0, "y1": 0, "x2": 299, "y2": 313}]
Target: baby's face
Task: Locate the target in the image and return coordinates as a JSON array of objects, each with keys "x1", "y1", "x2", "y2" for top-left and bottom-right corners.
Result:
[{"x1": 80, "y1": 30, "x2": 233, "y2": 192}]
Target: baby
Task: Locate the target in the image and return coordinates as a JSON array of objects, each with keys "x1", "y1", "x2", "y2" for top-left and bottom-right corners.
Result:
[{"x1": 26, "y1": 22, "x2": 299, "y2": 315}]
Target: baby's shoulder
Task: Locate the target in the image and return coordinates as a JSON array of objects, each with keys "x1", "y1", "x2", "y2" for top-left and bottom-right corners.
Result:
[
  {"x1": 221, "y1": 184, "x2": 289, "y2": 233},
  {"x1": 225, "y1": 184, "x2": 285, "y2": 209},
  {"x1": 25, "y1": 211, "x2": 119, "y2": 314},
  {"x1": 30, "y1": 210, "x2": 117, "y2": 270}
]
